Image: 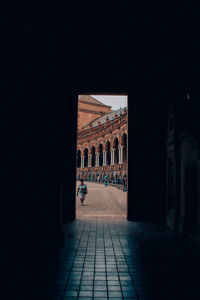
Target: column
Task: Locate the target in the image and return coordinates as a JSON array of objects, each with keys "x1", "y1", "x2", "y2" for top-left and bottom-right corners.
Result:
[
  {"x1": 111, "y1": 149, "x2": 114, "y2": 165},
  {"x1": 103, "y1": 151, "x2": 107, "y2": 166},
  {"x1": 118, "y1": 147, "x2": 121, "y2": 164},
  {"x1": 113, "y1": 149, "x2": 116, "y2": 164},
  {"x1": 95, "y1": 153, "x2": 99, "y2": 167},
  {"x1": 88, "y1": 154, "x2": 91, "y2": 167},
  {"x1": 81, "y1": 156, "x2": 84, "y2": 168},
  {"x1": 121, "y1": 146, "x2": 124, "y2": 163}
]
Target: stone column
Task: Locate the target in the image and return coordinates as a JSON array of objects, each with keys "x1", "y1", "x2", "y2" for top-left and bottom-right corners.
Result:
[
  {"x1": 95, "y1": 153, "x2": 99, "y2": 167},
  {"x1": 121, "y1": 146, "x2": 124, "y2": 163},
  {"x1": 118, "y1": 147, "x2": 121, "y2": 164},
  {"x1": 103, "y1": 151, "x2": 107, "y2": 166},
  {"x1": 88, "y1": 154, "x2": 91, "y2": 167},
  {"x1": 111, "y1": 149, "x2": 114, "y2": 165},
  {"x1": 81, "y1": 156, "x2": 84, "y2": 168}
]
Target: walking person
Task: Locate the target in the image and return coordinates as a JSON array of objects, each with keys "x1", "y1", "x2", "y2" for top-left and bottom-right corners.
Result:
[
  {"x1": 104, "y1": 174, "x2": 108, "y2": 187},
  {"x1": 123, "y1": 175, "x2": 127, "y2": 191},
  {"x1": 77, "y1": 178, "x2": 88, "y2": 206}
]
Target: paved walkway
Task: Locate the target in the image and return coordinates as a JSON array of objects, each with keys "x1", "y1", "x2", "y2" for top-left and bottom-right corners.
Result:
[
  {"x1": 76, "y1": 182, "x2": 127, "y2": 219},
  {"x1": 56, "y1": 182, "x2": 200, "y2": 299}
]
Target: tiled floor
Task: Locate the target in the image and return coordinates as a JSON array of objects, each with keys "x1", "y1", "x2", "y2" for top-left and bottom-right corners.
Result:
[{"x1": 56, "y1": 218, "x2": 200, "y2": 300}]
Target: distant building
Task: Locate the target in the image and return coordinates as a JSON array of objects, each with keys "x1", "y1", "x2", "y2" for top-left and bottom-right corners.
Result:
[
  {"x1": 76, "y1": 95, "x2": 128, "y2": 183},
  {"x1": 78, "y1": 95, "x2": 112, "y2": 130}
]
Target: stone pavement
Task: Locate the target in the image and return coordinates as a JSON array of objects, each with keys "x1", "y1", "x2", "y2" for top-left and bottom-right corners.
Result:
[
  {"x1": 76, "y1": 182, "x2": 127, "y2": 219},
  {"x1": 56, "y1": 182, "x2": 200, "y2": 300}
]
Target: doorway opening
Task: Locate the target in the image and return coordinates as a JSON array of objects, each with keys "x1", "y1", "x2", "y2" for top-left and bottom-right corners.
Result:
[{"x1": 76, "y1": 94, "x2": 128, "y2": 219}]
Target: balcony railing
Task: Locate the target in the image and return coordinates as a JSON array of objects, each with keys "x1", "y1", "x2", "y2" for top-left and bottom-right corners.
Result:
[
  {"x1": 77, "y1": 163, "x2": 127, "y2": 173},
  {"x1": 77, "y1": 113, "x2": 128, "y2": 143}
]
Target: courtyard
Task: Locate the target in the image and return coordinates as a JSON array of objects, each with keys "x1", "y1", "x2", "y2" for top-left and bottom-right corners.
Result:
[{"x1": 76, "y1": 181, "x2": 127, "y2": 219}]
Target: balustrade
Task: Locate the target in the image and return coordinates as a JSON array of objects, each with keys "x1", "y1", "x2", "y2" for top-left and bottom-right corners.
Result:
[{"x1": 78, "y1": 113, "x2": 128, "y2": 144}]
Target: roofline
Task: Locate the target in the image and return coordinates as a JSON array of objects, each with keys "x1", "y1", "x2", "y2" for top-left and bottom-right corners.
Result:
[{"x1": 78, "y1": 99, "x2": 112, "y2": 109}]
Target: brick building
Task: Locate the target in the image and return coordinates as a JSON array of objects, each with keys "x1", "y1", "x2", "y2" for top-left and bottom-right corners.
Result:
[
  {"x1": 77, "y1": 95, "x2": 112, "y2": 130},
  {"x1": 76, "y1": 95, "x2": 128, "y2": 183}
]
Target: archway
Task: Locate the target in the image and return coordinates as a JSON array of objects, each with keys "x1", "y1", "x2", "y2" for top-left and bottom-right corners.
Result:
[
  {"x1": 91, "y1": 146, "x2": 95, "y2": 167},
  {"x1": 122, "y1": 133, "x2": 127, "y2": 163},
  {"x1": 113, "y1": 137, "x2": 119, "y2": 164},
  {"x1": 75, "y1": 94, "x2": 128, "y2": 221},
  {"x1": 98, "y1": 144, "x2": 103, "y2": 166},
  {"x1": 106, "y1": 141, "x2": 111, "y2": 165},
  {"x1": 83, "y1": 148, "x2": 88, "y2": 167}
]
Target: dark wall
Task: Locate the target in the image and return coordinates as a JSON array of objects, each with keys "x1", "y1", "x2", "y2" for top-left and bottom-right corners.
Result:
[
  {"x1": 5, "y1": 10, "x2": 199, "y2": 298},
  {"x1": 127, "y1": 88, "x2": 167, "y2": 222}
]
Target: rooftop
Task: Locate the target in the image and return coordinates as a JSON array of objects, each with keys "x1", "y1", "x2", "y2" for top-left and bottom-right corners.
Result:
[
  {"x1": 83, "y1": 107, "x2": 127, "y2": 129},
  {"x1": 78, "y1": 95, "x2": 112, "y2": 108}
]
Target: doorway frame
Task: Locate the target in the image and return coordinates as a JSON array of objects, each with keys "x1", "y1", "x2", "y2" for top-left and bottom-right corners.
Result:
[{"x1": 75, "y1": 92, "x2": 129, "y2": 220}]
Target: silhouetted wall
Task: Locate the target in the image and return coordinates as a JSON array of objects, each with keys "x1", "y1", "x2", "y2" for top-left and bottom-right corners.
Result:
[{"x1": 6, "y1": 14, "x2": 199, "y2": 299}]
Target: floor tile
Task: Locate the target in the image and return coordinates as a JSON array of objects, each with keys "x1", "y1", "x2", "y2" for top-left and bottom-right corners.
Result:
[{"x1": 56, "y1": 217, "x2": 200, "y2": 300}]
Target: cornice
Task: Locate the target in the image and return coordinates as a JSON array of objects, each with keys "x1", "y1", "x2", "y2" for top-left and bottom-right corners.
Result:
[
  {"x1": 79, "y1": 108, "x2": 105, "y2": 115},
  {"x1": 77, "y1": 114, "x2": 128, "y2": 144},
  {"x1": 79, "y1": 99, "x2": 112, "y2": 109}
]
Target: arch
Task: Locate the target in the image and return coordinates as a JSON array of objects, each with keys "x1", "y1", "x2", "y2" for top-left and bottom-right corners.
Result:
[
  {"x1": 98, "y1": 143, "x2": 103, "y2": 166},
  {"x1": 83, "y1": 148, "x2": 88, "y2": 167},
  {"x1": 113, "y1": 137, "x2": 119, "y2": 164},
  {"x1": 91, "y1": 146, "x2": 96, "y2": 167},
  {"x1": 122, "y1": 133, "x2": 127, "y2": 163},
  {"x1": 77, "y1": 150, "x2": 81, "y2": 168},
  {"x1": 106, "y1": 141, "x2": 111, "y2": 166},
  {"x1": 90, "y1": 144, "x2": 96, "y2": 153}
]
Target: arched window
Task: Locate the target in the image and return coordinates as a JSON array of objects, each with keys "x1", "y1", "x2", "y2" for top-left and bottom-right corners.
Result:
[
  {"x1": 113, "y1": 138, "x2": 119, "y2": 164},
  {"x1": 83, "y1": 148, "x2": 88, "y2": 167},
  {"x1": 122, "y1": 133, "x2": 127, "y2": 163},
  {"x1": 106, "y1": 141, "x2": 111, "y2": 166},
  {"x1": 91, "y1": 146, "x2": 95, "y2": 167},
  {"x1": 98, "y1": 144, "x2": 103, "y2": 166},
  {"x1": 77, "y1": 150, "x2": 81, "y2": 168}
]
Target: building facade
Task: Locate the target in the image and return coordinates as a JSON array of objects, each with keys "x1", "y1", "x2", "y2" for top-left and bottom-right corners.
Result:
[
  {"x1": 77, "y1": 95, "x2": 112, "y2": 130},
  {"x1": 76, "y1": 96, "x2": 128, "y2": 183}
]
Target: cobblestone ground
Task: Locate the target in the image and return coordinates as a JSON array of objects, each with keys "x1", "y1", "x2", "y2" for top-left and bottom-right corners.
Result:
[{"x1": 76, "y1": 182, "x2": 127, "y2": 219}]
